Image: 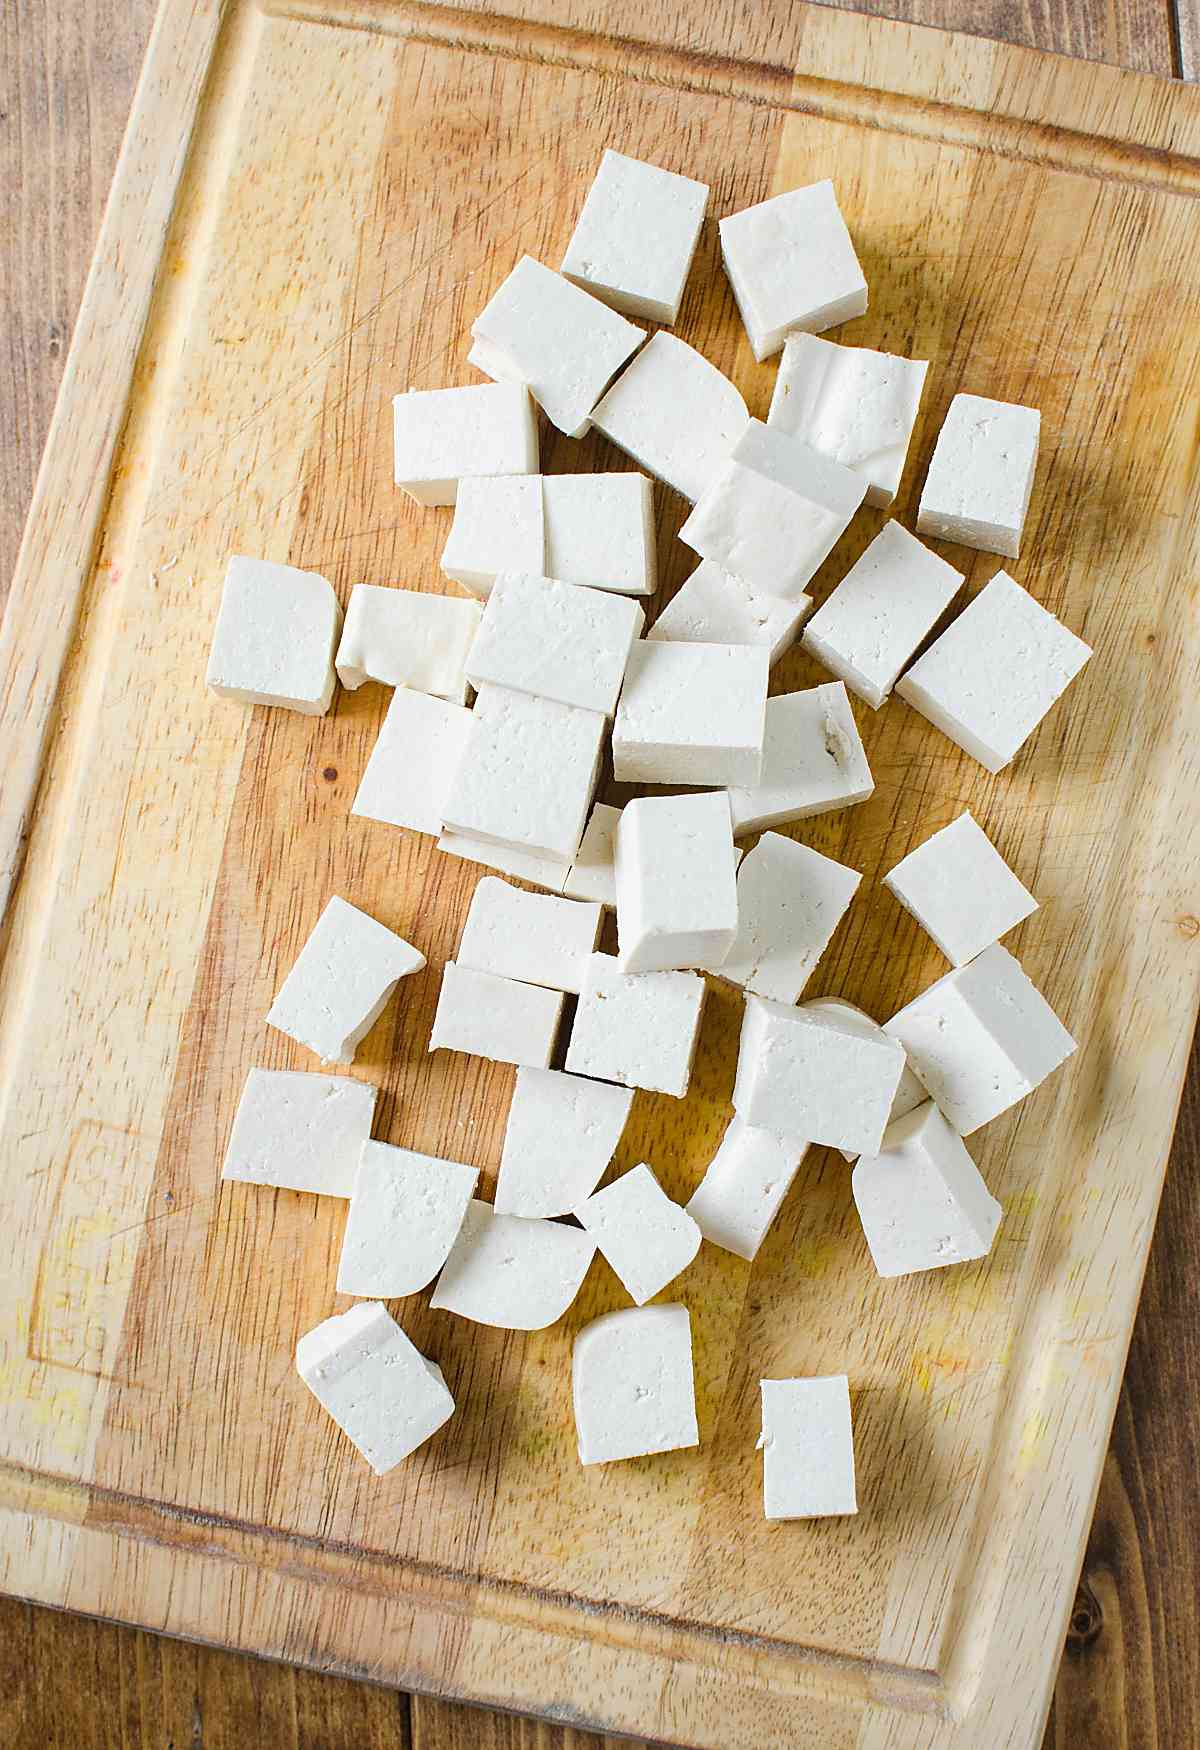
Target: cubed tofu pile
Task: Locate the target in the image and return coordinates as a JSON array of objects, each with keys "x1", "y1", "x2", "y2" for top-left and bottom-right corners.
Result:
[{"x1": 207, "y1": 148, "x2": 1092, "y2": 1516}]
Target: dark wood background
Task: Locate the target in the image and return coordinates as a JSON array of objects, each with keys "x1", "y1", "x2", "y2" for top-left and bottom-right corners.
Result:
[{"x1": 3, "y1": 1, "x2": 1198, "y2": 1744}]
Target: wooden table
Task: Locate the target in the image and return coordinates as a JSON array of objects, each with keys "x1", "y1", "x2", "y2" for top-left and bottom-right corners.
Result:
[{"x1": 3, "y1": 3, "x2": 1198, "y2": 1745}]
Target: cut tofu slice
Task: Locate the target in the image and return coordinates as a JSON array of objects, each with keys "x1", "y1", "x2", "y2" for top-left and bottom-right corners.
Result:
[
  {"x1": 335, "y1": 584, "x2": 481, "y2": 702},
  {"x1": 760, "y1": 1375, "x2": 857, "y2": 1518},
  {"x1": 612, "y1": 641, "x2": 768, "y2": 787},
  {"x1": 562, "y1": 802, "x2": 622, "y2": 908},
  {"x1": 561, "y1": 149, "x2": 709, "y2": 325},
  {"x1": 457, "y1": 876, "x2": 602, "y2": 993},
  {"x1": 465, "y1": 571, "x2": 644, "y2": 715},
  {"x1": 734, "y1": 996, "x2": 906, "y2": 1157},
  {"x1": 495, "y1": 1067, "x2": 634, "y2": 1217},
  {"x1": 206, "y1": 555, "x2": 341, "y2": 716},
  {"x1": 392, "y1": 382, "x2": 538, "y2": 506},
  {"x1": 566, "y1": 953, "x2": 707, "y2": 1099},
  {"x1": 440, "y1": 474, "x2": 545, "y2": 597},
  {"x1": 296, "y1": 1301, "x2": 453, "y2": 1474},
  {"x1": 542, "y1": 473, "x2": 657, "y2": 597},
  {"x1": 221, "y1": 1068, "x2": 377, "y2": 1198},
  {"x1": 430, "y1": 1199, "x2": 596, "y2": 1329},
  {"x1": 577, "y1": 1163, "x2": 701, "y2": 1304},
  {"x1": 715, "y1": 833, "x2": 859, "y2": 1003},
  {"x1": 351, "y1": 685, "x2": 472, "y2": 836},
  {"x1": 686, "y1": 1115, "x2": 808, "y2": 1260},
  {"x1": 726, "y1": 683, "x2": 873, "y2": 837},
  {"x1": 852, "y1": 1101, "x2": 1002, "y2": 1276},
  {"x1": 336, "y1": 1141, "x2": 478, "y2": 1297},
  {"x1": 719, "y1": 179, "x2": 867, "y2": 361},
  {"x1": 266, "y1": 896, "x2": 425, "y2": 1064},
  {"x1": 917, "y1": 392, "x2": 1040, "y2": 558},
  {"x1": 882, "y1": 810, "x2": 1038, "y2": 967},
  {"x1": 615, "y1": 791, "x2": 738, "y2": 973},
  {"x1": 767, "y1": 333, "x2": 927, "y2": 507},
  {"x1": 649, "y1": 560, "x2": 810, "y2": 664},
  {"x1": 590, "y1": 332, "x2": 750, "y2": 502},
  {"x1": 802, "y1": 998, "x2": 926, "y2": 1161},
  {"x1": 572, "y1": 1304, "x2": 698, "y2": 1463},
  {"x1": 428, "y1": 961, "x2": 565, "y2": 1070}
]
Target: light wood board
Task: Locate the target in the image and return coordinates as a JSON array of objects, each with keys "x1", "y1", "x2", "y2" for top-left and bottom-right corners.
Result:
[{"x1": 2, "y1": 1, "x2": 1200, "y2": 1744}]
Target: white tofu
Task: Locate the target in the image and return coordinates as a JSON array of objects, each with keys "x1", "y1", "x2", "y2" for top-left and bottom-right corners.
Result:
[
  {"x1": 442, "y1": 683, "x2": 605, "y2": 862},
  {"x1": 853, "y1": 1100, "x2": 1001, "y2": 1277},
  {"x1": 469, "y1": 255, "x2": 644, "y2": 437},
  {"x1": 572, "y1": 1304, "x2": 698, "y2": 1464},
  {"x1": 334, "y1": 585, "x2": 480, "y2": 703},
  {"x1": 458, "y1": 875, "x2": 602, "y2": 993},
  {"x1": 686, "y1": 1115, "x2": 808, "y2": 1260},
  {"x1": 351, "y1": 685, "x2": 472, "y2": 836},
  {"x1": 562, "y1": 802, "x2": 622, "y2": 908},
  {"x1": 392, "y1": 382, "x2": 538, "y2": 506},
  {"x1": 718, "y1": 180, "x2": 867, "y2": 361},
  {"x1": 727, "y1": 683, "x2": 873, "y2": 836},
  {"x1": 465, "y1": 571, "x2": 644, "y2": 716},
  {"x1": 883, "y1": 811, "x2": 1038, "y2": 967},
  {"x1": 802, "y1": 997, "x2": 927, "y2": 1161},
  {"x1": 649, "y1": 560, "x2": 809, "y2": 665},
  {"x1": 566, "y1": 952, "x2": 707, "y2": 1099},
  {"x1": 221, "y1": 1068, "x2": 377, "y2": 1198},
  {"x1": 680, "y1": 420, "x2": 866, "y2": 601},
  {"x1": 206, "y1": 555, "x2": 341, "y2": 716},
  {"x1": 760, "y1": 1376, "x2": 857, "y2": 1519},
  {"x1": 435, "y1": 831, "x2": 570, "y2": 894},
  {"x1": 266, "y1": 896, "x2": 426, "y2": 1064},
  {"x1": 615, "y1": 791, "x2": 738, "y2": 974},
  {"x1": 577, "y1": 1163, "x2": 701, "y2": 1305},
  {"x1": 590, "y1": 333, "x2": 750, "y2": 502},
  {"x1": 896, "y1": 570, "x2": 1091, "y2": 774},
  {"x1": 440, "y1": 475, "x2": 544, "y2": 597},
  {"x1": 883, "y1": 942, "x2": 1076, "y2": 1136},
  {"x1": 716, "y1": 833, "x2": 859, "y2": 1003},
  {"x1": 767, "y1": 333, "x2": 928, "y2": 507},
  {"x1": 561, "y1": 149, "x2": 709, "y2": 324},
  {"x1": 612, "y1": 641, "x2": 768, "y2": 787},
  {"x1": 336, "y1": 1141, "x2": 478, "y2": 1297},
  {"x1": 917, "y1": 392, "x2": 1040, "y2": 558},
  {"x1": 542, "y1": 472, "x2": 657, "y2": 597},
  {"x1": 801, "y1": 521, "x2": 964, "y2": 710},
  {"x1": 733, "y1": 996, "x2": 906, "y2": 1156},
  {"x1": 296, "y1": 1301, "x2": 454, "y2": 1474},
  {"x1": 494, "y1": 1066, "x2": 634, "y2": 1217},
  {"x1": 428, "y1": 961, "x2": 565, "y2": 1069},
  {"x1": 430, "y1": 1199, "x2": 595, "y2": 1329}
]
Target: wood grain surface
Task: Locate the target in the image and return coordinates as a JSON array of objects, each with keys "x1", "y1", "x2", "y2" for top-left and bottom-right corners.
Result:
[{"x1": 2, "y1": 1, "x2": 1199, "y2": 1746}]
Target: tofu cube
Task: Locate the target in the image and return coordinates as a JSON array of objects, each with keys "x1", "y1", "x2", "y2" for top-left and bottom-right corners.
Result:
[
  {"x1": 896, "y1": 570, "x2": 1091, "y2": 773},
  {"x1": 436, "y1": 831, "x2": 570, "y2": 894},
  {"x1": 883, "y1": 942, "x2": 1076, "y2": 1135},
  {"x1": 206, "y1": 555, "x2": 341, "y2": 716},
  {"x1": 469, "y1": 255, "x2": 644, "y2": 438},
  {"x1": 440, "y1": 475, "x2": 544, "y2": 597},
  {"x1": 727, "y1": 683, "x2": 873, "y2": 837},
  {"x1": 430, "y1": 1199, "x2": 596, "y2": 1330},
  {"x1": 612, "y1": 641, "x2": 768, "y2": 787},
  {"x1": 566, "y1": 952, "x2": 707, "y2": 1099},
  {"x1": 542, "y1": 472, "x2": 656, "y2": 597},
  {"x1": 392, "y1": 382, "x2": 538, "y2": 506},
  {"x1": 573, "y1": 1304, "x2": 698, "y2": 1464},
  {"x1": 428, "y1": 961, "x2": 565, "y2": 1069},
  {"x1": 220, "y1": 1068, "x2": 376, "y2": 1198},
  {"x1": 336, "y1": 1141, "x2": 478, "y2": 1297},
  {"x1": 680, "y1": 420, "x2": 866, "y2": 601},
  {"x1": 803, "y1": 997, "x2": 927, "y2": 1161},
  {"x1": 686, "y1": 1116, "x2": 808, "y2": 1260},
  {"x1": 717, "y1": 832, "x2": 860, "y2": 1003},
  {"x1": 917, "y1": 392, "x2": 1040, "y2": 558},
  {"x1": 733, "y1": 996, "x2": 906, "y2": 1156},
  {"x1": 719, "y1": 180, "x2": 867, "y2": 362},
  {"x1": 852, "y1": 1101, "x2": 1002, "y2": 1277},
  {"x1": 442, "y1": 683, "x2": 605, "y2": 862},
  {"x1": 465, "y1": 571, "x2": 644, "y2": 716},
  {"x1": 801, "y1": 521, "x2": 964, "y2": 709},
  {"x1": 495, "y1": 1066, "x2": 634, "y2": 1217},
  {"x1": 591, "y1": 332, "x2": 749, "y2": 503},
  {"x1": 615, "y1": 791, "x2": 738, "y2": 973},
  {"x1": 650, "y1": 560, "x2": 810, "y2": 665},
  {"x1": 577, "y1": 1163, "x2": 701, "y2": 1304},
  {"x1": 760, "y1": 1376, "x2": 857, "y2": 1519},
  {"x1": 335, "y1": 584, "x2": 480, "y2": 702},
  {"x1": 266, "y1": 896, "x2": 426, "y2": 1064},
  {"x1": 767, "y1": 333, "x2": 928, "y2": 507},
  {"x1": 883, "y1": 811, "x2": 1038, "y2": 967},
  {"x1": 562, "y1": 148, "x2": 709, "y2": 324},
  {"x1": 296, "y1": 1302, "x2": 454, "y2": 1474},
  {"x1": 351, "y1": 685, "x2": 473, "y2": 836},
  {"x1": 562, "y1": 802, "x2": 622, "y2": 908},
  {"x1": 457, "y1": 875, "x2": 602, "y2": 993}
]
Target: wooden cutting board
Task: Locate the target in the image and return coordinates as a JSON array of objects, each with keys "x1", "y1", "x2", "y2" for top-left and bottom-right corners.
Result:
[{"x1": 2, "y1": 1, "x2": 1200, "y2": 1744}]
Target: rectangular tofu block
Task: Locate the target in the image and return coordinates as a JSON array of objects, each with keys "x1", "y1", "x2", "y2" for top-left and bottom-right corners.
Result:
[
  {"x1": 760, "y1": 1376, "x2": 857, "y2": 1519},
  {"x1": 562, "y1": 802, "x2": 622, "y2": 908},
  {"x1": 852, "y1": 1101, "x2": 1002, "y2": 1277},
  {"x1": 573, "y1": 1304, "x2": 698, "y2": 1463},
  {"x1": 562, "y1": 149, "x2": 709, "y2": 324},
  {"x1": 335, "y1": 584, "x2": 480, "y2": 702},
  {"x1": 803, "y1": 997, "x2": 928, "y2": 1161},
  {"x1": 612, "y1": 640, "x2": 768, "y2": 786},
  {"x1": 393, "y1": 382, "x2": 538, "y2": 506},
  {"x1": 351, "y1": 685, "x2": 472, "y2": 836},
  {"x1": 465, "y1": 571, "x2": 644, "y2": 715},
  {"x1": 221, "y1": 1067, "x2": 377, "y2": 1197},
  {"x1": 649, "y1": 559, "x2": 810, "y2": 665},
  {"x1": 687, "y1": 1116, "x2": 808, "y2": 1260},
  {"x1": 883, "y1": 942, "x2": 1076, "y2": 1135},
  {"x1": 442, "y1": 683, "x2": 605, "y2": 862},
  {"x1": 896, "y1": 570, "x2": 1091, "y2": 773},
  {"x1": 767, "y1": 333, "x2": 928, "y2": 507},
  {"x1": 542, "y1": 472, "x2": 657, "y2": 596},
  {"x1": 577, "y1": 1162, "x2": 701, "y2": 1304},
  {"x1": 716, "y1": 832, "x2": 860, "y2": 1003},
  {"x1": 566, "y1": 952, "x2": 707, "y2": 1098},
  {"x1": 727, "y1": 682, "x2": 873, "y2": 836},
  {"x1": 336, "y1": 1141, "x2": 478, "y2": 1298},
  {"x1": 267, "y1": 895, "x2": 425, "y2": 1064},
  {"x1": 734, "y1": 996, "x2": 906, "y2": 1156},
  {"x1": 428, "y1": 961, "x2": 565, "y2": 1069},
  {"x1": 801, "y1": 521, "x2": 964, "y2": 709},
  {"x1": 495, "y1": 1066, "x2": 634, "y2": 1217},
  {"x1": 680, "y1": 419, "x2": 866, "y2": 601},
  {"x1": 615, "y1": 791, "x2": 738, "y2": 973},
  {"x1": 719, "y1": 180, "x2": 868, "y2": 361},
  {"x1": 917, "y1": 392, "x2": 1040, "y2": 558},
  {"x1": 207, "y1": 555, "x2": 341, "y2": 716},
  {"x1": 470, "y1": 255, "x2": 644, "y2": 437},
  {"x1": 440, "y1": 474, "x2": 545, "y2": 597},
  {"x1": 590, "y1": 332, "x2": 749, "y2": 503},
  {"x1": 436, "y1": 831, "x2": 570, "y2": 894},
  {"x1": 457, "y1": 875, "x2": 602, "y2": 993},
  {"x1": 296, "y1": 1301, "x2": 454, "y2": 1474},
  {"x1": 883, "y1": 811, "x2": 1038, "y2": 966}
]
